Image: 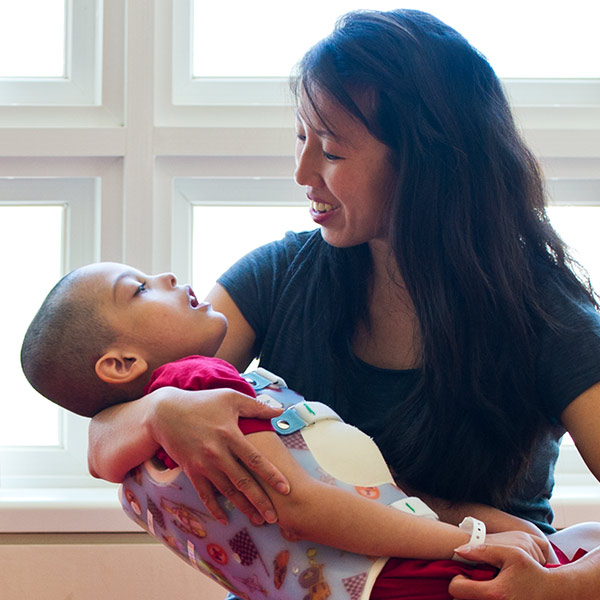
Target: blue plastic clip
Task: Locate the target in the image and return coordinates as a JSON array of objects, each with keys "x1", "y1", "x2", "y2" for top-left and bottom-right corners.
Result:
[
  {"x1": 271, "y1": 407, "x2": 307, "y2": 435},
  {"x1": 241, "y1": 372, "x2": 275, "y2": 391}
]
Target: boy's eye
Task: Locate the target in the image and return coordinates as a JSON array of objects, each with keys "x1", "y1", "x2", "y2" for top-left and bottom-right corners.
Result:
[
  {"x1": 134, "y1": 282, "x2": 147, "y2": 296},
  {"x1": 324, "y1": 151, "x2": 343, "y2": 161}
]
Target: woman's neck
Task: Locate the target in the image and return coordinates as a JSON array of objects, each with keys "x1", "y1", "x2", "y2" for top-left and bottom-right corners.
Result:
[{"x1": 351, "y1": 240, "x2": 421, "y2": 370}]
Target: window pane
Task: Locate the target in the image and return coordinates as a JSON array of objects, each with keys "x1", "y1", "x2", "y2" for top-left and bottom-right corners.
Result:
[
  {"x1": 0, "y1": 0, "x2": 66, "y2": 78},
  {"x1": 192, "y1": 205, "x2": 314, "y2": 297},
  {"x1": 548, "y1": 206, "x2": 600, "y2": 291},
  {"x1": 0, "y1": 206, "x2": 63, "y2": 447},
  {"x1": 193, "y1": 0, "x2": 599, "y2": 78}
]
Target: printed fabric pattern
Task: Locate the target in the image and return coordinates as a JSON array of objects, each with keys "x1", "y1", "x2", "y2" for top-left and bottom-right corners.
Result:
[{"x1": 120, "y1": 365, "x2": 410, "y2": 600}]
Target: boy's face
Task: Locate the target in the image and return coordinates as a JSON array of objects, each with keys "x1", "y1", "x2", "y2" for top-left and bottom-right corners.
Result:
[{"x1": 80, "y1": 262, "x2": 228, "y2": 366}]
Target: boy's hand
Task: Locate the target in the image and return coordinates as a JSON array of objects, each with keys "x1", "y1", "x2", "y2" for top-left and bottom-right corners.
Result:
[
  {"x1": 148, "y1": 387, "x2": 290, "y2": 525},
  {"x1": 457, "y1": 530, "x2": 551, "y2": 565}
]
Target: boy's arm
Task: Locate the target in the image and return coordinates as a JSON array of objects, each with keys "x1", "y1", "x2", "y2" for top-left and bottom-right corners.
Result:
[
  {"x1": 88, "y1": 393, "x2": 161, "y2": 482},
  {"x1": 248, "y1": 431, "x2": 549, "y2": 562},
  {"x1": 88, "y1": 386, "x2": 289, "y2": 526}
]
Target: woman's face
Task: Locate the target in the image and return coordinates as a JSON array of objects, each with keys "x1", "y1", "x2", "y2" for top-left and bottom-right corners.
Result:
[{"x1": 294, "y1": 91, "x2": 396, "y2": 248}]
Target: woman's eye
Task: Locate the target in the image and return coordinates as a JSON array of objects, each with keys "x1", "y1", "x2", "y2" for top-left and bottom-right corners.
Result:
[
  {"x1": 324, "y1": 151, "x2": 342, "y2": 161},
  {"x1": 296, "y1": 133, "x2": 306, "y2": 143},
  {"x1": 135, "y1": 282, "x2": 147, "y2": 296}
]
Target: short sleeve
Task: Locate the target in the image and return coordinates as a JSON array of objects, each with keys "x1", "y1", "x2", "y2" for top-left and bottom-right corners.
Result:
[
  {"x1": 537, "y1": 291, "x2": 600, "y2": 421},
  {"x1": 217, "y1": 230, "x2": 317, "y2": 351}
]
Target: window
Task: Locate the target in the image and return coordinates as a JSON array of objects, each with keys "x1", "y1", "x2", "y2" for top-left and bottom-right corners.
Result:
[
  {"x1": 192, "y1": 0, "x2": 599, "y2": 79},
  {"x1": 0, "y1": 1, "x2": 598, "y2": 532},
  {"x1": 173, "y1": 178, "x2": 313, "y2": 292},
  {"x1": 0, "y1": 0, "x2": 66, "y2": 78},
  {"x1": 0, "y1": 204, "x2": 63, "y2": 447},
  {"x1": 0, "y1": 178, "x2": 99, "y2": 488},
  {"x1": 177, "y1": 0, "x2": 599, "y2": 105},
  {"x1": 0, "y1": 0, "x2": 102, "y2": 106}
]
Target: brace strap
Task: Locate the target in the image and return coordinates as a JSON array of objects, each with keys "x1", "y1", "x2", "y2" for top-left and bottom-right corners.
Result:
[{"x1": 271, "y1": 401, "x2": 342, "y2": 435}]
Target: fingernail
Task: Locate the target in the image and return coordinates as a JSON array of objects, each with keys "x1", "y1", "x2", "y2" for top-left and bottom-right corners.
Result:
[
  {"x1": 454, "y1": 545, "x2": 471, "y2": 553},
  {"x1": 251, "y1": 513, "x2": 265, "y2": 525},
  {"x1": 264, "y1": 509, "x2": 277, "y2": 524},
  {"x1": 276, "y1": 482, "x2": 290, "y2": 494}
]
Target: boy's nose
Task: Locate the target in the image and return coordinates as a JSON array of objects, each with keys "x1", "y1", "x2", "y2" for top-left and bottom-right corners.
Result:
[{"x1": 156, "y1": 272, "x2": 177, "y2": 287}]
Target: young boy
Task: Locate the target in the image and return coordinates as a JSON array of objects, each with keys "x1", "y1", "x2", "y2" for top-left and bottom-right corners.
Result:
[{"x1": 21, "y1": 262, "x2": 566, "y2": 600}]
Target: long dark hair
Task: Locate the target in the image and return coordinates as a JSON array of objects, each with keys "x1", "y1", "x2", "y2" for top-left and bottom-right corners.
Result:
[{"x1": 292, "y1": 9, "x2": 597, "y2": 506}]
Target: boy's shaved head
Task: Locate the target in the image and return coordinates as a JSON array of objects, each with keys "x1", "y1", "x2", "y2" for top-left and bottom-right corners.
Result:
[{"x1": 20, "y1": 269, "x2": 133, "y2": 417}]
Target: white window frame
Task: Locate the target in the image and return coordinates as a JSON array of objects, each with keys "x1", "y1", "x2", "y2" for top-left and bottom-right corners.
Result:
[{"x1": 0, "y1": 0, "x2": 598, "y2": 533}]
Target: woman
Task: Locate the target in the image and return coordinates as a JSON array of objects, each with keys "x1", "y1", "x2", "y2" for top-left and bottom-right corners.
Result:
[{"x1": 89, "y1": 9, "x2": 600, "y2": 599}]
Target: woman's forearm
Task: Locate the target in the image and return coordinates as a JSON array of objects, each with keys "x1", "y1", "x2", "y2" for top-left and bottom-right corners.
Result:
[{"x1": 553, "y1": 546, "x2": 600, "y2": 599}]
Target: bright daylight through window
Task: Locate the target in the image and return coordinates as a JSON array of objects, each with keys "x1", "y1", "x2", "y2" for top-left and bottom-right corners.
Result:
[
  {"x1": 193, "y1": 0, "x2": 599, "y2": 78},
  {"x1": 0, "y1": 0, "x2": 65, "y2": 77},
  {"x1": 0, "y1": 206, "x2": 63, "y2": 446}
]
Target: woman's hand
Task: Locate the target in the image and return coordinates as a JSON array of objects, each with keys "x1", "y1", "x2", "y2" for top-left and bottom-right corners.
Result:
[
  {"x1": 449, "y1": 543, "x2": 554, "y2": 599},
  {"x1": 450, "y1": 543, "x2": 600, "y2": 600},
  {"x1": 88, "y1": 385, "x2": 290, "y2": 525},
  {"x1": 472, "y1": 531, "x2": 551, "y2": 565},
  {"x1": 146, "y1": 386, "x2": 290, "y2": 524}
]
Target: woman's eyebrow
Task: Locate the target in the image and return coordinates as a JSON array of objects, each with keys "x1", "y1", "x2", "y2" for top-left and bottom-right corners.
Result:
[{"x1": 296, "y1": 111, "x2": 345, "y2": 143}]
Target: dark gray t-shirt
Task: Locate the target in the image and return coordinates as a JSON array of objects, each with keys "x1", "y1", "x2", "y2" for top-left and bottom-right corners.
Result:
[{"x1": 219, "y1": 229, "x2": 600, "y2": 533}]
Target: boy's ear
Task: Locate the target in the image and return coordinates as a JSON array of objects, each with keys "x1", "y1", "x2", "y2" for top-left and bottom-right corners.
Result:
[{"x1": 95, "y1": 349, "x2": 149, "y2": 385}]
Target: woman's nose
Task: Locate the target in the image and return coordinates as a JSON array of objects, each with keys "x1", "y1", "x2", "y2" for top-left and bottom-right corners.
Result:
[{"x1": 294, "y1": 144, "x2": 322, "y2": 188}]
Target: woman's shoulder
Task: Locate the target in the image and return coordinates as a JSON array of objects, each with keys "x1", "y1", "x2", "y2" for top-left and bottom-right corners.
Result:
[
  {"x1": 266, "y1": 228, "x2": 324, "y2": 261},
  {"x1": 540, "y1": 272, "x2": 600, "y2": 330},
  {"x1": 536, "y1": 273, "x2": 600, "y2": 417}
]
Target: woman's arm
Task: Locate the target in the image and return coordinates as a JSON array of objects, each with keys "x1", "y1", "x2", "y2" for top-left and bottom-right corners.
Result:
[
  {"x1": 561, "y1": 381, "x2": 600, "y2": 480},
  {"x1": 205, "y1": 283, "x2": 257, "y2": 372},
  {"x1": 248, "y1": 431, "x2": 549, "y2": 562},
  {"x1": 88, "y1": 386, "x2": 290, "y2": 525},
  {"x1": 449, "y1": 382, "x2": 600, "y2": 599}
]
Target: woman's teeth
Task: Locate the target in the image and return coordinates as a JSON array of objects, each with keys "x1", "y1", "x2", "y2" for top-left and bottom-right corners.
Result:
[{"x1": 311, "y1": 201, "x2": 333, "y2": 213}]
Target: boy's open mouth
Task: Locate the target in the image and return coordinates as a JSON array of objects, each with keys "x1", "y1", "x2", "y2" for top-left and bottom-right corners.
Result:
[{"x1": 186, "y1": 285, "x2": 199, "y2": 308}]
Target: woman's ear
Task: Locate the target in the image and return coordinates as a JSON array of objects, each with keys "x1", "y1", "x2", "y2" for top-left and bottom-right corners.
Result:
[{"x1": 95, "y1": 349, "x2": 149, "y2": 384}]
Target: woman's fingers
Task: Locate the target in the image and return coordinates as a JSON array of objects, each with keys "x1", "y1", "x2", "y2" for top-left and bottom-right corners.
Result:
[
  {"x1": 150, "y1": 388, "x2": 291, "y2": 523},
  {"x1": 449, "y1": 544, "x2": 550, "y2": 600},
  {"x1": 200, "y1": 428, "x2": 287, "y2": 523},
  {"x1": 184, "y1": 471, "x2": 229, "y2": 524},
  {"x1": 186, "y1": 464, "x2": 265, "y2": 525}
]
